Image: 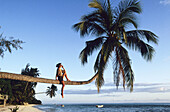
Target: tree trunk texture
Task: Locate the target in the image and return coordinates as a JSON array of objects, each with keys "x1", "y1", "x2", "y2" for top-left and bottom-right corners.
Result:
[{"x1": 0, "y1": 72, "x2": 98, "y2": 85}]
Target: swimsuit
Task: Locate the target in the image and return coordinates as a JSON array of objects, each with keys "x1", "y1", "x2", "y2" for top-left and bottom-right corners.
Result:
[
  {"x1": 57, "y1": 68, "x2": 64, "y2": 83},
  {"x1": 58, "y1": 76, "x2": 63, "y2": 84}
]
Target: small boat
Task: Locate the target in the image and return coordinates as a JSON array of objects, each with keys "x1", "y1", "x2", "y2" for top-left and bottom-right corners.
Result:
[{"x1": 96, "y1": 105, "x2": 104, "y2": 108}]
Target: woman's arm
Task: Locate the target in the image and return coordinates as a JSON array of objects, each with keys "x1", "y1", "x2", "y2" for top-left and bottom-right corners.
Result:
[
  {"x1": 62, "y1": 65, "x2": 65, "y2": 71},
  {"x1": 56, "y1": 69, "x2": 58, "y2": 80},
  {"x1": 62, "y1": 66, "x2": 70, "y2": 81}
]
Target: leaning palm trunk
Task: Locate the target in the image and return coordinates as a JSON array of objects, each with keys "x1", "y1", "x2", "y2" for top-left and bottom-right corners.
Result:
[{"x1": 0, "y1": 72, "x2": 98, "y2": 85}]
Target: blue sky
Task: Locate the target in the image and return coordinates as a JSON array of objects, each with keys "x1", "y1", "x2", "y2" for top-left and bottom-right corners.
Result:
[{"x1": 0, "y1": 0, "x2": 170, "y2": 104}]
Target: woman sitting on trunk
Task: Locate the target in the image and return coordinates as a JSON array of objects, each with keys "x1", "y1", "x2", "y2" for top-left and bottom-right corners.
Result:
[{"x1": 56, "y1": 63, "x2": 70, "y2": 98}]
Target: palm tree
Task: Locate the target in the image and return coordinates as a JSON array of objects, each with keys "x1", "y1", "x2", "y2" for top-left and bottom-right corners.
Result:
[
  {"x1": 0, "y1": 71, "x2": 98, "y2": 85},
  {"x1": 73, "y1": 0, "x2": 158, "y2": 92},
  {"x1": 46, "y1": 84, "x2": 57, "y2": 98},
  {"x1": 0, "y1": 64, "x2": 42, "y2": 104},
  {"x1": 21, "y1": 63, "x2": 40, "y2": 93},
  {"x1": 0, "y1": 33, "x2": 23, "y2": 58}
]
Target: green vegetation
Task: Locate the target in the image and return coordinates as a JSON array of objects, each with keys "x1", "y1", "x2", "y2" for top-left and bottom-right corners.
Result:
[
  {"x1": 9, "y1": 106, "x2": 19, "y2": 112},
  {"x1": 0, "y1": 33, "x2": 23, "y2": 58},
  {"x1": 46, "y1": 84, "x2": 58, "y2": 98},
  {"x1": 73, "y1": 0, "x2": 158, "y2": 92},
  {"x1": 0, "y1": 64, "x2": 41, "y2": 105}
]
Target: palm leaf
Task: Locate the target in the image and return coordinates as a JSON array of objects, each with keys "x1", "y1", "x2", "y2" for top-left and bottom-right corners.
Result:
[
  {"x1": 79, "y1": 37, "x2": 105, "y2": 65},
  {"x1": 114, "y1": 46, "x2": 134, "y2": 92},
  {"x1": 73, "y1": 21, "x2": 105, "y2": 37},
  {"x1": 126, "y1": 30, "x2": 158, "y2": 44},
  {"x1": 88, "y1": 0, "x2": 105, "y2": 11},
  {"x1": 125, "y1": 30, "x2": 158, "y2": 61},
  {"x1": 119, "y1": 13, "x2": 138, "y2": 29},
  {"x1": 112, "y1": 0, "x2": 141, "y2": 31},
  {"x1": 46, "y1": 84, "x2": 57, "y2": 98},
  {"x1": 73, "y1": 0, "x2": 114, "y2": 37},
  {"x1": 114, "y1": 0, "x2": 141, "y2": 17},
  {"x1": 0, "y1": 34, "x2": 24, "y2": 58},
  {"x1": 95, "y1": 38, "x2": 114, "y2": 92}
]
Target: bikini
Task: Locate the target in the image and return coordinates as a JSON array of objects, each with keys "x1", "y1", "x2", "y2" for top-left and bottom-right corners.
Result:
[{"x1": 57, "y1": 68, "x2": 64, "y2": 83}]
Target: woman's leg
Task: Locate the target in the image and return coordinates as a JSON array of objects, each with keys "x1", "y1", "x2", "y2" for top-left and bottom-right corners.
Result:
[
  {"x1": 63, "y1": 71, "x2": 70, "y2": 81},
  {"x1": 61, "y1": 81, "x2": 65, "y2": 98}
]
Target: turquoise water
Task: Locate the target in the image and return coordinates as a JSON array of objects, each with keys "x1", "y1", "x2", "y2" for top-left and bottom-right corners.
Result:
[{"x1": 35, "y1": 103, "x2": 170, "y2": 112}]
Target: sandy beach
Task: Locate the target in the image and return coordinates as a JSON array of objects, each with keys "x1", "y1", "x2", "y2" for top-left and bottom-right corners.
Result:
[{"x1": 0, "y1": 104, "x2": 42, "y2": 112}]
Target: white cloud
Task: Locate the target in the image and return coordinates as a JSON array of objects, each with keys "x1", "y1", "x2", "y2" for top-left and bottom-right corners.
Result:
[
  {"x1": 133, "y1": 87, "x2": 170, "y2": 93},
  {"x1": 160, "y1": 0, "x2": 170, "y2": 5},
  {"x1": 64, "y1": 82, "x2": 170, "y2": 95},
  {"x1": 104, "y1": 82, "x2": 170, "y2": 87},
  {"x1": 64, "y1": 88, "x2": 122, "y2": 95}
]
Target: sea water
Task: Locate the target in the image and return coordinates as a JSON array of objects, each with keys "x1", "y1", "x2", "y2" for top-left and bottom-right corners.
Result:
[{"x1": 35, "y1": 103, "x2": 170, "y2": 112}]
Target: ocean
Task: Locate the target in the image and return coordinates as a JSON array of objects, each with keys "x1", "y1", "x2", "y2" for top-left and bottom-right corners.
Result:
[{"x1": 35, "y1": 103, "x2": 170, "y2": 112}]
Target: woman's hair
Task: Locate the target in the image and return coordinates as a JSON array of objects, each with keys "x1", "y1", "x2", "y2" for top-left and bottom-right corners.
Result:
[{"x1": 56, "y1": 63, "x2": 62, "y2": 67}]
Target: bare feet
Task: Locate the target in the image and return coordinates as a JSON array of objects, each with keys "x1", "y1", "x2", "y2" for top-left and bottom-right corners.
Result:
[
  {"x1": 67, "y1": 79, "x2": 71, "y2": 81},
  {"x1": 61, "y1": 93, "x2": 64, "y2": 98}
]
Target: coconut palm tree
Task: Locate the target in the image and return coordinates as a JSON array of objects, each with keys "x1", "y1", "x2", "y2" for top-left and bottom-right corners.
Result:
[
  {"x1": 46, "y1": 84, "x2": 58, "y2": 98},
  {"x1": 73, "y1": 0, "x2": 158, "y2": 92},
  {"x1": 0, "y1": 33, "x2": 23, "y2": 58},
  {"x1": 21, "y1": 63, "x2": 40, "y2": 93},
  {"x1": 9, "y1": 64, "x2": 40, "y2": 104},
  {"x1": 0, "y1": 71, "x2": 98, "y2": 85},
  {"x1": 0, "y1": 0, "x2": 158, "y2": 93}
]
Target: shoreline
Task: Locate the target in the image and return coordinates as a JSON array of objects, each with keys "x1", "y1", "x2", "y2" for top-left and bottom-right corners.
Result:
[{"x1": 0, "y1": 104, "x2": 42, "y2": 112}]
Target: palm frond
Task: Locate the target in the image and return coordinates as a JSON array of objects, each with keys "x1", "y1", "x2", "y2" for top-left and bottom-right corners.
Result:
[
  {"x1": 46, "y1": 84, "x2": 57, "y2": 98},
  {"x1": 81, "y1": 11, "x2": 102, "y2": 22},
  {"x1": 79, "y1": 37, "x2": 105, "y2": 65},
  {"x1": 119, "y1": 13, "x2": 138, "y2": 29},
  {"x1": 125, "y1": 30, "x2": 158, "y2": 61},
  {"x1": 94, "y1": 37, "x2": 116, "y2": 72},
  {"x1": 73, "y1": 0, "x2": 115, "y2": 37},
  {"x1": 114, "y1": 46, "x2": 134, "y2": 92},
  {"x1": 88, "y1": 0, "x2": 105, "y2": 11},
  {"x1": 113, "y1": 0, "x2": 141, "y2": 30},
  {"x1": 142, "y1": 31, "x2": 158, "y2": 44},
  {"x1": 73, "y1": 21, "x2": 106, "y2": 37},
  {"x1": 94, "y1": 50, "x2": 102, "y2": 72},
  {"x1": 95, "y1": 38, "x2": 114, "y2": 92},
  {"x1": 115, "y1": 47, "x2": 125, "y2": 89},
  {"x1": 0, "y1": 35, "x2": 24, "y2": 58},
  {"x1": 114, "y1": 0, "x2": 141, "y2": 17}
]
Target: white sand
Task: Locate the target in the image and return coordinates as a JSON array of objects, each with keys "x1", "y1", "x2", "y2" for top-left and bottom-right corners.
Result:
[{"x1": 0, "y1": 104, "x2": 42, "y2": 112}]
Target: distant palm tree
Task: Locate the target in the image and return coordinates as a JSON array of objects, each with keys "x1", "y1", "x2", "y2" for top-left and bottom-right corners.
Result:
[
  {"x1": 0, "y1": 33, "x2": 23, "y2": 58},
  {"x1": 73, "y1": 0, "x2": 158, "y2": 92},
  {"x1": 46, "y1": 84, "x2": 58, "y2": 98}
]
